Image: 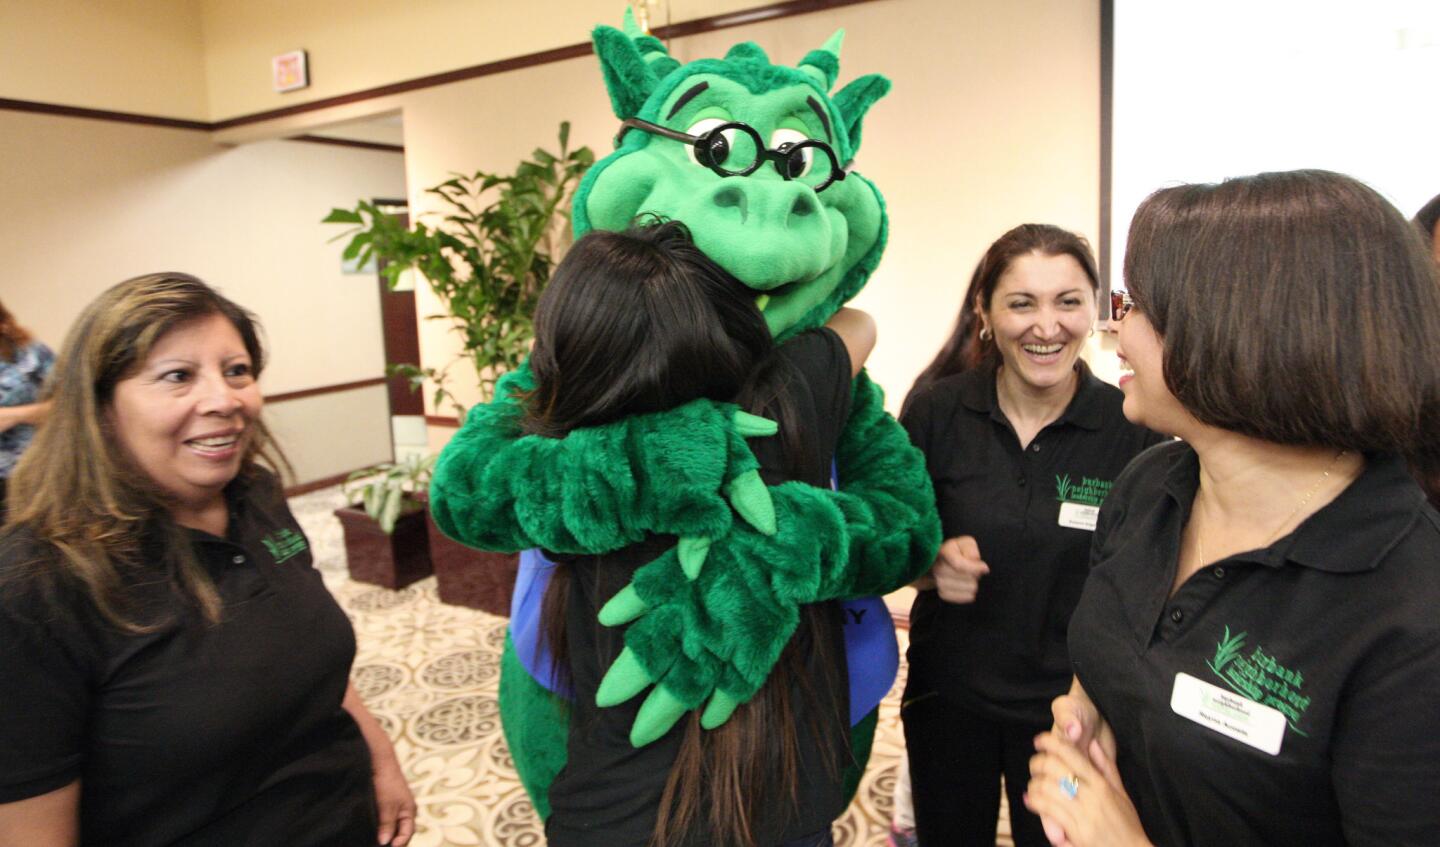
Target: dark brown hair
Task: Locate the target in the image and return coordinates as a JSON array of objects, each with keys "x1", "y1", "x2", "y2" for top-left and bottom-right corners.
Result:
[
  {"x1": 4, "y1": 273, "x2": 287, "y2": 629},
  {"x1": 901, "y1": 224, "x2": 1099, "y2": 417},
  {"x1": 530, "y1": 221, "x2": 843, "y2": 846},
  {"x1": 0, "y1": 298, "x2": 35, "y2": 362},
  {"x1": 1125, "y1": 170, "x2": 1440, "y2": 503}
]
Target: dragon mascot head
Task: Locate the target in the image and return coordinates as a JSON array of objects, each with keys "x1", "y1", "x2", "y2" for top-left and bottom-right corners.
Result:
[{"x1": 576, "y1": 12, "x2": 891, "y2": 338}]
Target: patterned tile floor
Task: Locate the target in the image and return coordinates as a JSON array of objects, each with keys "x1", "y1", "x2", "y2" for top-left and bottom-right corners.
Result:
[{"x1": 292, "y1": 485, "x2": 1012, "y2": 846}]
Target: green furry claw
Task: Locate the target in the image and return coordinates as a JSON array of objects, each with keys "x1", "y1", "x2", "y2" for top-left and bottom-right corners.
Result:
[
  {"x1": 677, "y1": 535, "x2": 712, "y2": 580},
  {"x1": 732, "y1": 410, "x2": 779, "y2": 437},
  {"x1": 596, "y1": 646, "x2": 655, "y2": 708},
  {"x1": 726, "y1": 470, "x2": 777, "y2": 536},
  {"x1": 598, "y1": 584, "x2": 647, "y2": 626}
]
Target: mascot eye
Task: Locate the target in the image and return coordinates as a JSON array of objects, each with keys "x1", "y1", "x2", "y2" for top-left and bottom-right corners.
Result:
[
  {"x1": 686, "y1": 118, "x2": 742, "y2": 170},
  {"x1": 770, "y1": 128, "x2": 814, "y2": 179}
]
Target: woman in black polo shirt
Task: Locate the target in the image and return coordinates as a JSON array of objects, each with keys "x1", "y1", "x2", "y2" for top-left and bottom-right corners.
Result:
[
  {"x1": 0, "y1": 275, "x2": 415, "y2": 846},
  {"x1": 899, "y1": 224, "x2": 1164, "y2": 846},
  {"x1": 1027, "y1": 170, "x2": 1440, "y2": 846}
]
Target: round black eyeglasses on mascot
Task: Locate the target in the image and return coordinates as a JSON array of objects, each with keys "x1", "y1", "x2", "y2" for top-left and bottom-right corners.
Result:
[{"x1": 617, "y1": 117, "x2": 850, "y2": 192}]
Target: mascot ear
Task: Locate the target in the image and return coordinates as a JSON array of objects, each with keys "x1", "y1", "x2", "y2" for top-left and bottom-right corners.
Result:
[
  {"x1": 831, "y1": 73, "x2": 891, "y2": 156},
  {"x1": 591, "y1": 25, "x2": 659, "y2": 119}
]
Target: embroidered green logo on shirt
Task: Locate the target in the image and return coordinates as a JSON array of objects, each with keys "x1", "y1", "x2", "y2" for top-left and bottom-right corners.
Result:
[
  {"x1": 1207, "y1": 626, "x2": 1312, "y2": 735},
  {"x1": 1054, "y1": 474, "x2": 1113, "y2": 506},
  {"x1": 261, "y1": 528, "x2": 308, "y2": 564}
]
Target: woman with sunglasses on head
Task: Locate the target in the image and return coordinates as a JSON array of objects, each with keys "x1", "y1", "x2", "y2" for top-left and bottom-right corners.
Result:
[
  {"x1": 0, "y1": 299, "x2": 54, "y2": 524},
  {"x1": 516, "y1": 218, "x2": 873, "y2": 847},
  {"x1": 1027, "y1": 170, "x2": 1440, "y2": 846},
  {"x1": 0, "y1": 275, "x2": 415, "y2": 847},
  {"x1": 898, "y1": 224, "x2": 1165, "y2": 846}
]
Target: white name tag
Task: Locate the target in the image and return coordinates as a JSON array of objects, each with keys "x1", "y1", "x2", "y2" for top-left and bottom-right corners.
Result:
[
  {"x1": 1057, "y1": 501, "x2": 1099, "y2": 531},
  {"x1": 1170, "y1": 672, "x2": 1287, "y2": 756}
]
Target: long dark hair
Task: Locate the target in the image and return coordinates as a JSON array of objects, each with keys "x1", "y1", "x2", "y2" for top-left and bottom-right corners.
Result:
[
  {"x1": 528, "y1": 219, "x2": 842, "y2": 846},
  {"x1": 0, "y1": 298, "x2": 34, "y2": 363},
  {"x1": 900, "y1": 224, "x2": 1099, "y2": 417},
  {"x1": 1126, "y1": 170, "x2": 1440, "y2": 507}
]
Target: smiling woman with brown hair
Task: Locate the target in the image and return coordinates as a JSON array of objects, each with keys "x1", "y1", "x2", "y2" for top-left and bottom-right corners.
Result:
[
  {"x1": 898, "y1": 225, "x2": 1165, "y2": 846},
  {"x1": 0, "y1": 274, "x2": 415, "y2": 847}
]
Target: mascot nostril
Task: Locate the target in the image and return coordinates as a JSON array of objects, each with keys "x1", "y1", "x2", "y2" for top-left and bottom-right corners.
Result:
[
  {"x1": 790, "y1": 194, "x2": 816, "y2": 219},
  {"x1": 713, "y1": 185, "x2": 748, "y2": 220}
]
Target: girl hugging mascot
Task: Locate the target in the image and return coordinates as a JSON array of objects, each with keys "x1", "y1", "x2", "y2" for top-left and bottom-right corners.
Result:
[{"x1": 429, "y1": 12, "x2": 941, "y2": 844}]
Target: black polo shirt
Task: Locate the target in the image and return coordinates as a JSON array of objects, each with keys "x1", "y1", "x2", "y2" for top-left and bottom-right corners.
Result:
[
  {"x1": 0, "y1": 469, "x2": 377, "y2": 846},
  {"x1": 1070, "y1": 442, "x2": 1440, "y2": 846},
  {"x1": 901, "y1": 364, "x2": 1166, "y2": 724}
]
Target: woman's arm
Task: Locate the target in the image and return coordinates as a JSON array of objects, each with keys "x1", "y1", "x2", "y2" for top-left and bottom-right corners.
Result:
[
  {"x1": 0, "y1": 781, "x2": 80, "y2": 847},
  {"x1": 824, "y1": 307, "x2": 876, "y2": 377},
  {"x1": 0, "y1": 401, "x2": 50, "y2": 434},
  {"x1": 341, "y1": 683, "x2": 416, "y2": 847}
]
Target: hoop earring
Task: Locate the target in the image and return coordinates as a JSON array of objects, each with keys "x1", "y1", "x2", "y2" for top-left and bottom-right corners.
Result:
[
  {"x1": 1088, "y1": 327, "x2": 1096, "y2": 338},
  {"x1": 979, "y1": 327, "x2": 992, "y2": 341}
]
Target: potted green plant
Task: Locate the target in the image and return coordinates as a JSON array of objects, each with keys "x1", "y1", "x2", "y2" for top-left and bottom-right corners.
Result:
[
  {"x1": 333, "y1": 453, "x2": 436, "y2": 590},
  {"x1": 326, "y1": 122, "x2": 593, "y2": 613}
]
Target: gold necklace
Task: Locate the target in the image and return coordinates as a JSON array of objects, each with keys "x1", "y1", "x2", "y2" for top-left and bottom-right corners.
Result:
[{"x1": 1194, "y1": 449, "x2": 1348, "y2": 568}]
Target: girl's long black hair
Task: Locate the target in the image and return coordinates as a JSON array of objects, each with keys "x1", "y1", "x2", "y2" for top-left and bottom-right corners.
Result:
[{"x1": 528, "y1": 218, "x2": 843, "y2": 846}]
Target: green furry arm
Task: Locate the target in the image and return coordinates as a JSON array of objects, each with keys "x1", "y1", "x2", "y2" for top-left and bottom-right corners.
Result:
[
  {"x1": 429, "y1": 362, "x2": 769, "y2": 555},
  {"x1": 827, "y1": 370, "x2": 944, "y2": 595},
  {"x1": 598, "y1": 372, "x2": 941, "y2": 740}
]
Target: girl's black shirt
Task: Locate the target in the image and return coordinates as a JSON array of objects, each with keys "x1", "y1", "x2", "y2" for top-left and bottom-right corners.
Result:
[
  {"x1": 901, "y1": 363, "x2": 1166, "y2": 724},
  {"x1": 0, "y1": 469, "x2": 376, "y2": 846},
  {"x1": 545, "y1": 328, "x2": 855, "y2": 847},
  {"x1": 1069, "y1": 442, "x2": 1440, "y2": 846}
]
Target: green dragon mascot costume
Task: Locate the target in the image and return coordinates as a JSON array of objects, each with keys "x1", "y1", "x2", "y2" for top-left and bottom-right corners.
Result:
[{"x1": 430, "y1": 12, "x2": 941, "y2": 819}]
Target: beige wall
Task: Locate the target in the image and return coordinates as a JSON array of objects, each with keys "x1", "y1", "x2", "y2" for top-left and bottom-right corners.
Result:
[
  {"x1": 4, "y1": 0, "x2": 1106, "y2": 458},
  {"x1": 374, "y1": 0, "x2": 1103, "y2": 421},
  {"x1": 268, "y1": 385, "x2": 394, "y2": 485},
  {"x1": 0, "y1": 0, "x2": 209, "y2": 119},
  {"x1": 0, "y1": 111, "x2": 407, "y2": 483},
  {"x1": 199, "y1": 0, "x2": 783, "y2": 121}
]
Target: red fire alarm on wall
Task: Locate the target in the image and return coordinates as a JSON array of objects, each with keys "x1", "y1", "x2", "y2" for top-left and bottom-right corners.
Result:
[{"x1": 272, "y1": 50, "x2": 309, "y2": 93}]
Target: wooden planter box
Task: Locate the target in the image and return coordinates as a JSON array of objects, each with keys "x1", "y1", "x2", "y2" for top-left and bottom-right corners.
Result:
[
  {"x1": 425, "y1": 510, "x2": 518, "y2": 617},
  {"x1": 333, "y1": 504, "x2": 433, "y2": 590}
]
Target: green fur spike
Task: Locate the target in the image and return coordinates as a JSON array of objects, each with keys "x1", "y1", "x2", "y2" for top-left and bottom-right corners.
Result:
[
  {"x1": 723, "y1": 41, "x2": 770, "y2": 64},
  {"x1": 591, "y1": 25, "x2": 658, "y2": 119},
  {"x1": 798, "y1": 29, "x2": 845, "y2": 89},
  {"x1": 832, "y1": 73, "x2": 891, "y2": 157},
  {"x1": 622, "y1": 5, "x2": 644, "y2": 38}
]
